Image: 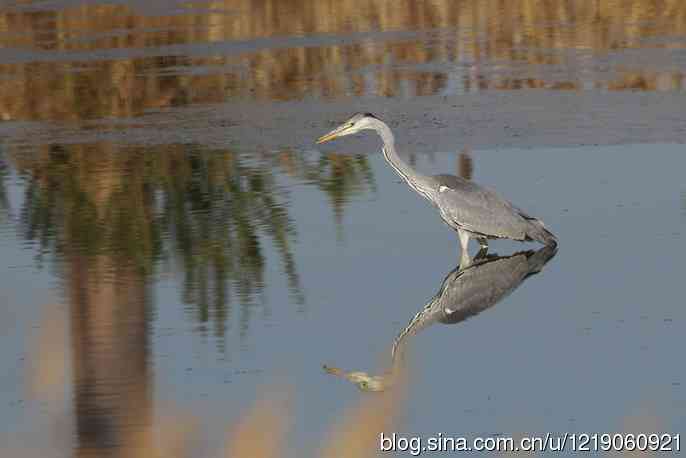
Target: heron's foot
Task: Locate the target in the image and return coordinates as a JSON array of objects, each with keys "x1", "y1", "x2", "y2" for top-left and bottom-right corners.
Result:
[{"x1": 474, "y1": 246, "x2": 489, "y2": 261}]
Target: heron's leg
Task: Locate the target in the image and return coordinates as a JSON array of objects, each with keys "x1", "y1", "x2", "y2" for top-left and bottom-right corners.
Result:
[{"x1": 458, "y1": 229, "x2": 472, "y2": 267}]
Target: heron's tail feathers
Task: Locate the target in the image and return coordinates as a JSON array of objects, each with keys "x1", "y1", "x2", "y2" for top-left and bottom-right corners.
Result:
[
  {"x1": 525, "y1": 217, "x2": 558, "y2": 246},
  {"x1": 525, "y1": 243, "x2": 558, "y2": 274}
]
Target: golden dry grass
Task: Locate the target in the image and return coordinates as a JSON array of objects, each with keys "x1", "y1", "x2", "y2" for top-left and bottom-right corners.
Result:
[{"x1": 1, "y1": 0, "x2": 685, "y2": 121}]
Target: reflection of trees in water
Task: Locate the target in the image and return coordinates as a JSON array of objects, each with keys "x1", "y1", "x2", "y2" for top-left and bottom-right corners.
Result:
[
  {"x1": 157, "y1": 146, "x2": 303, "y2": 340},
  {"x1": 289, "y1": 151, "x2": 377, "y2": 230},
  {"x1": 10, "y1": 143, "x2": 375, "y2": 339},
  {"x1": 8, "y1": 143, "x2": 376, "y2": 455},
  {"x1": 16, "y1": 143, "x2": 298, "y2": 341}
]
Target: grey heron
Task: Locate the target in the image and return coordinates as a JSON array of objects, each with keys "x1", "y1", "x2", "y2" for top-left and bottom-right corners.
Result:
[
  {"x1": 323, "y1": 244, "x2": 558, "y2": 392},
  {"x1": 317, "y1": 113, "x2": 557, "y2": 265}
]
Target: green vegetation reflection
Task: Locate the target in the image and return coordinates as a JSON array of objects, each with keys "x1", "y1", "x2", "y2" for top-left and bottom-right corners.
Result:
[{"x1": 9, "y1": 142, "x2": 375, "y2": 339}]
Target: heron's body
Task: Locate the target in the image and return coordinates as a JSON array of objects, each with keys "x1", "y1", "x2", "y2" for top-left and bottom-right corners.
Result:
[
  {"x1": 317, "y1": 113, "x2": 557, "y2": 264},
  {"x1": 431, "y1": 173, "x2": 555, "y2": 244}
]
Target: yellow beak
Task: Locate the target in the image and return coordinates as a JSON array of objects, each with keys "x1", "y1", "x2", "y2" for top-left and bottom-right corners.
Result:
[
  {"x1": 316, "y1": 125, "x2": 351, "y2": 144},
  {"x1": 322, "y1": 364, "x2": 345, "y2": 376},
  {"x1": 316, "y1": 132, "x2": 337, "y2": 144}
]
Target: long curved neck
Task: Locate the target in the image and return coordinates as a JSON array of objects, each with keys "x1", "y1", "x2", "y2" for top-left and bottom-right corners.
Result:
[
  {"x1": 390, "y1": 295, "x2": 441, "y2": 371},
  {"x1": 370, "y1": 119, "x2": 434, "y2": 202}
]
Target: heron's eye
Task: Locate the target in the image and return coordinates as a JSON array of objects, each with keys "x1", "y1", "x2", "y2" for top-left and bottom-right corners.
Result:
[{"x1": 359, "y1": 381, "x2": 368, "y2": 389}]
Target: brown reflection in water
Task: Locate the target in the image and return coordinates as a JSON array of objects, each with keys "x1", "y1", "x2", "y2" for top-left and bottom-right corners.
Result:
[
  {"x1": 225, "y1": 388, "x2": 293, "y2": 458},
  {"x1": 18, "y1": 142, "x2": 154, "y2": 456},
  {"x1": 26, "y1": 300, "x2": 201, "y2": 458},
  {"x1": 1, "y1": 0, "x2": 686, "y2": 122},
  {"x1": 458, "y1": 146, "x2": 473, "y2": 181},
  {"x1": 69, "y1": 256, "x2": 152, "y2": 458},
  {"x1": 28, "y1": 305, "x2": 69, "y2": 404}
]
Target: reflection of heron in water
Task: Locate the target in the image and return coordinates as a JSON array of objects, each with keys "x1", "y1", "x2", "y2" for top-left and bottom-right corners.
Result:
[
  {"x1": 323, "y1": 244, "x2": 557, "y2": 391},
  {"x1": 317, "y1": 113, "x2": 557, "y2": 265}
]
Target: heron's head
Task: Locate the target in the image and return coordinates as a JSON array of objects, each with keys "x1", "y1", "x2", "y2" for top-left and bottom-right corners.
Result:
[
  {"x1": 338, "y1": 370, "x2": 389, "y2": 392},
  {"x1": 316, "y1": 112, "x2": 381, "y2": 144},
  {"x1": 323, "y1": 364, "x2": 390, "y2": 392}
]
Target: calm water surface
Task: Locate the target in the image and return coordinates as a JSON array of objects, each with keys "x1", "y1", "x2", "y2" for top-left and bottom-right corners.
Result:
[{"x1": 1, "y1": 1, "x2": 685, "y2": 457}]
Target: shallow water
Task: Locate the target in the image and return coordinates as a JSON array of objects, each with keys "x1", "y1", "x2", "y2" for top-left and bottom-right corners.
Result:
[{"x1": 1, "y1": 1, "x2": 685, "y2": 457}]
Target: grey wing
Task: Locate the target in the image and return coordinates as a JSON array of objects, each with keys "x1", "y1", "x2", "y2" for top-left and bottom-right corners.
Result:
[
  {"x1": 432, "y1": 174, "x2": 529, "y2": 240},
  {"x1": 438, "y1": 253, "x2": 532, "y2": 323}
]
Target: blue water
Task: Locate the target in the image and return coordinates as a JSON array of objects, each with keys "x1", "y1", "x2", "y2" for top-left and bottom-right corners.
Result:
[{"x1": 1, "y1": 141, "x2": 684, "y2": 456}]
